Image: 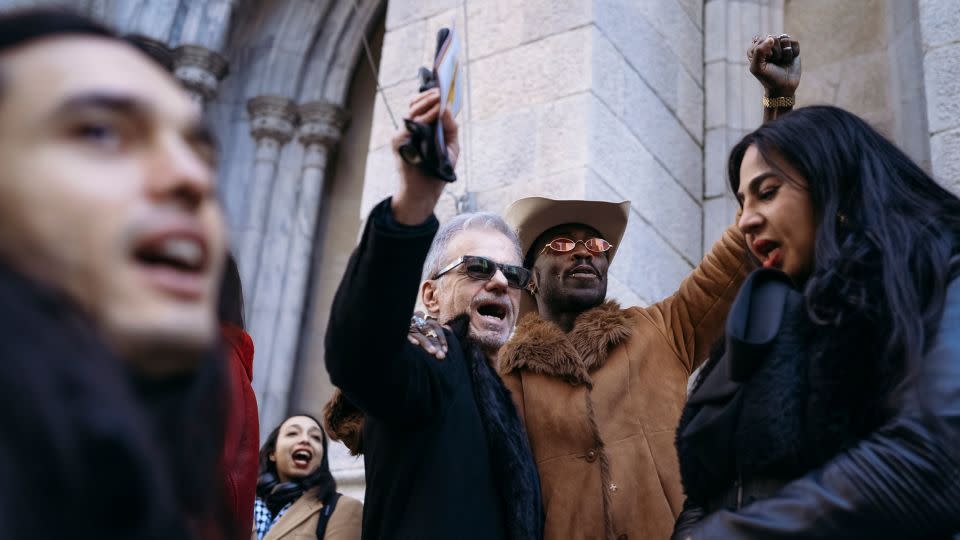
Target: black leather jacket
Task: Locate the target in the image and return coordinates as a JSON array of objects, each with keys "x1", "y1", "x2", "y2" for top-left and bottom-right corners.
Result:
[{"x1": 673, "y1": 275, "x2": 960, "y2": 539}]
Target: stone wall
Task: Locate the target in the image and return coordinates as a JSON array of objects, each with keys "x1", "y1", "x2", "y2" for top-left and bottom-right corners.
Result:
[
  {"x1": 363, "y1": 0, "x2": 707, "y2": 307},
  {"x1": 702, "y1": 0, "x2": 783, "y2": 249},
  {"x1": 920, "y1": 0, "x2": 960, "y2": 191},
  {"x1": 784, "y1": 0, "x2": 930, "y2": 171}
]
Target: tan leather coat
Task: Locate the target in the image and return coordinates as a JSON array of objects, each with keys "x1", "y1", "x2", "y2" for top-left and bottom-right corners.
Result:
[
  {"x1": 253, "y1": 491, "x2": 363, "y2": 540},
  {"x1": 499, "y1": 225, "x2": 748, "y2": 540}
]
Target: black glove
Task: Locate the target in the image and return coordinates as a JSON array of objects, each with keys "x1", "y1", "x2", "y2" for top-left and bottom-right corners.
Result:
[{"x1": 397, "y1": 28, "x2": 457, "y2": 182}]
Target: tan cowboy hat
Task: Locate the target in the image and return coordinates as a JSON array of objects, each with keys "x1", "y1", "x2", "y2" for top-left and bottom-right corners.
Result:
[{"x1": 504, "y1": 197, "x2": 630, "y2": 316}]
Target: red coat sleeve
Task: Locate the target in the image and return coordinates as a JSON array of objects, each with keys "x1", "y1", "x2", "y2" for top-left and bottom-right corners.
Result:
[{"x1": 220, "y1": 323, "x2": 259, "y2": 540}]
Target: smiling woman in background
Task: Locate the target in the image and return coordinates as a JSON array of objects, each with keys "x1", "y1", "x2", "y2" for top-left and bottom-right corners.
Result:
[
  {"x1": 254, "y1": 415, "x2": 362, "y2": 540},
  {"x1": 672, "y1": 105, "x2": 960, "y2": 539}
]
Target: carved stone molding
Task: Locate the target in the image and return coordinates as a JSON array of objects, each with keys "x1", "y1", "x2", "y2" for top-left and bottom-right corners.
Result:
[
  {"x1": 247, "y1": 96, "x2": 298, "y2": 144},
  {"x1": 173, "y1": 44, "x2": 229, "y2": 102},
  {"x1": 297, "y1": 100, "x2": 350, "y2": 148}
]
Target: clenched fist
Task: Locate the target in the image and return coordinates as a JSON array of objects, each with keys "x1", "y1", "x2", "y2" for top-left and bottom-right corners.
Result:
[{"x1": 749, "y1": 34, "x2": 801, "y2": 98}]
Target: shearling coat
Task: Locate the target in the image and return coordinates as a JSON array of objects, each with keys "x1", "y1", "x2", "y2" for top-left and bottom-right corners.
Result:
[
  {"x1": 253, "y1": 490, "x2": 363, "y2": 540},
  {"x1": 498, "y1": 225, "x2": 748, "y2": 540}
]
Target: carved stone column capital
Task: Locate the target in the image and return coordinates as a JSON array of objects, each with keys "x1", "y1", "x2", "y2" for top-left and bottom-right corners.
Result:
[
  {"x1": 247, "y1": 96, "x2": 298, "y2": 144},
  {"x1": 173, "y1": 44, "x2": 229, "y2": 102},
  {"x1": 297, "y1": 100, "x2": 349, "y2": 148}
]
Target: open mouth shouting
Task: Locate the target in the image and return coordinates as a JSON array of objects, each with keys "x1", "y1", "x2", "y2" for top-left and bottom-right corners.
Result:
[
  {"x1": 752, "y1": 238, "x2": 783, "y2": 269},
  {"x1": 132, "y1": 224, "x2": 210, "y2": 300},
  {"x1": 291, "y1": 447, "x2": 314, "y2": 470},
  {"x1": 475, "y1": 299, "x2": 509, "y2": 324}
]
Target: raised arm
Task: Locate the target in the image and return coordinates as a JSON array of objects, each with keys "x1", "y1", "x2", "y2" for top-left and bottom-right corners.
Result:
[
  {"x1": 650, "y1": 35, "x2": 803, "y2": 372},
  {"x1": 751, "y1": 34, "x2": 801, "y2": 123},
  {"x1": 677, "y1": 278, "x2": 960, "y2": 539},
  {"x1": 647, "y1": 223, "x2": 749, "y2": 373},
  {"x1": 324, "y1": 89, "x2": 459, "y2": 423}
]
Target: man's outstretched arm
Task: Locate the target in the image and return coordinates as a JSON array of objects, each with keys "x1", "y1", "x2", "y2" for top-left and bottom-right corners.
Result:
[{"x1": 324, "y1": 89, "x2": 459, "y2": 423}]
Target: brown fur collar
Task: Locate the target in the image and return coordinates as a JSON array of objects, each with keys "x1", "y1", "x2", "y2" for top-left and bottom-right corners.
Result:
[
  {"x1": 323, "y1": 388, "x2": 364, "y2": 455},
  {"x1": 499, "y1": 300, "x2": 634, "y2": 387}
]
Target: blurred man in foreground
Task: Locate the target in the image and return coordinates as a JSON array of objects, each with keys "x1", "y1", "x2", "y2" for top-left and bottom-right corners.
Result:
[{"x1": 0, "y1": 9, "x2": 230, "y2": 539}]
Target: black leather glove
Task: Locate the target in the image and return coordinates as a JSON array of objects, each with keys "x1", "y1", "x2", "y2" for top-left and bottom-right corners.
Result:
[{"x1": 397, "y1": 29, "x2": 457, "y2": 182}]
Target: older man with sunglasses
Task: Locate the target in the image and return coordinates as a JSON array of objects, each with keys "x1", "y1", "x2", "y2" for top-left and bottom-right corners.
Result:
[{"x1": 323, "y1": 88, "x2": 542, "y2": 540}]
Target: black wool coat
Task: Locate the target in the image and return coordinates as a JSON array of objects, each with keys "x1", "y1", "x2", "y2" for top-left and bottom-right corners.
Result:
[
  {"x1": 0, "y1": 263, "x2": 190, "y2": 539},
  {"x1": 325, "y1": 198, "x2": 543, "y2": 540}
]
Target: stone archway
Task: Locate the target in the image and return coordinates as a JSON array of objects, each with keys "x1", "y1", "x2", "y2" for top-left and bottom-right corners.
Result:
[{"x1": 206, "y1": 0, "x2": 387, "y2": 444}]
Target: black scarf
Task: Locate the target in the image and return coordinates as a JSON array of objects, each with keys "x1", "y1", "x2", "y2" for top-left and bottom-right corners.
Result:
[
  {"x1": 449, "y1": 315, "x2": 544, "y2": 540},
  {"x1": 676, "y1": 269, "x2": 813, "y2": 505},
  {"x1": 676, "y1": 268, "x2": 899, "y2": 506}
]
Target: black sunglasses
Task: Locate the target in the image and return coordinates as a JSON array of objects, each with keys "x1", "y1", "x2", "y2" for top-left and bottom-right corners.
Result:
[{"x1": 433, "y1": 255, "x2": 531, "y2": 289}]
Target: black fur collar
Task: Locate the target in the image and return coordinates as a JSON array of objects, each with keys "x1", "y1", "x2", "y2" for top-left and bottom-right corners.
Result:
[{"x1": 448, "y1": 315, "x2": 544, "y2": 540}]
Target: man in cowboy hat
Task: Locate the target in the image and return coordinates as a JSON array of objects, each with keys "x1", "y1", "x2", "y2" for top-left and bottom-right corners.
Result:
[
  {"x1": 498, "y1": 196, "x2": 748, "y2": 539},
  {"x1": 496, "y1": 32, "x2": 802, "y2": 539}
]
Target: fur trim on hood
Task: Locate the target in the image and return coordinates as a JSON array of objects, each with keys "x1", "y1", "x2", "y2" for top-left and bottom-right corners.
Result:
[{"x1": 498, "y1": 301, "x2": 634, "y2": 387}]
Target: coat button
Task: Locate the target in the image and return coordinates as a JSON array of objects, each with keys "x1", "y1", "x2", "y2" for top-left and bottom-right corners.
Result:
[
  {"x1": 609, "y1": 482, "x2": 618, "y2": 493},
  {"x1": 585, "y1": 449, "x2": 597, "y2": 463}
]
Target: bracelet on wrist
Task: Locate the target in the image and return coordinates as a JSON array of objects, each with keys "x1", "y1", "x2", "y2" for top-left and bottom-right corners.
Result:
[{"x1": 762, "y1": 95, "x2": 795, "y2": 109}]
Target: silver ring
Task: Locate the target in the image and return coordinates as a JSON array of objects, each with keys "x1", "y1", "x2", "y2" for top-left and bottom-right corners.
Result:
[{"x1": 410, "y1": 315, "x2": 427, "y2": 331}]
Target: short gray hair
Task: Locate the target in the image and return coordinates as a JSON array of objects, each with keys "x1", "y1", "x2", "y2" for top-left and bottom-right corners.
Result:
[{"x1": 421, "y1": 212, "x2": 522, "y2": 282}]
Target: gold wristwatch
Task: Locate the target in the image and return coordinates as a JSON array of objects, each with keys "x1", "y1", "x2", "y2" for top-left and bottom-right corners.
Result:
[{"x1": 762, "y1": 95, "x2": 795, "y2": 109}]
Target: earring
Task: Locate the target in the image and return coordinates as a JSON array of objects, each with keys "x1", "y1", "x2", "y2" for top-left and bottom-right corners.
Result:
[{"x1": 837, "y1": 212, "x2": 848, "y2": 225}]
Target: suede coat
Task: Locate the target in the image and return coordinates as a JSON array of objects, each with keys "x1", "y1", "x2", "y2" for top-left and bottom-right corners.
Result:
[
  {"x1": 253, "y1": 489, "x2": 363, "y2": 540},
  {"x1": 498, "y1": 225, "x2": 748, "y2": 540}
]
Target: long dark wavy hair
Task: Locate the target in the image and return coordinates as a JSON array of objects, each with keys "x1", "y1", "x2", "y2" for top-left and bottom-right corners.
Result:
[
  {"x1": 728, "y1": 106, "x2": 960, "y2": 421},
  {"x1": 256, "y1": 414, "x2": 338, "y2": 512}
]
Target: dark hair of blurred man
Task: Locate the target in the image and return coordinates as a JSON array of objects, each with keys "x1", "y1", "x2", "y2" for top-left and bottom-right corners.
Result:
[{"x1": 0, "y1": 8, "x2": 230, "y2": 539}]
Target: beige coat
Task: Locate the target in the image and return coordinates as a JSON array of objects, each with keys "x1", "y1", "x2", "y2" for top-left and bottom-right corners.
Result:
[
  {"x1": 499, "y1": 225, "x2": 748, "y2": 540},
  {"x1": 254, "y1": 491, "x2": 363, "y2": 540}
]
